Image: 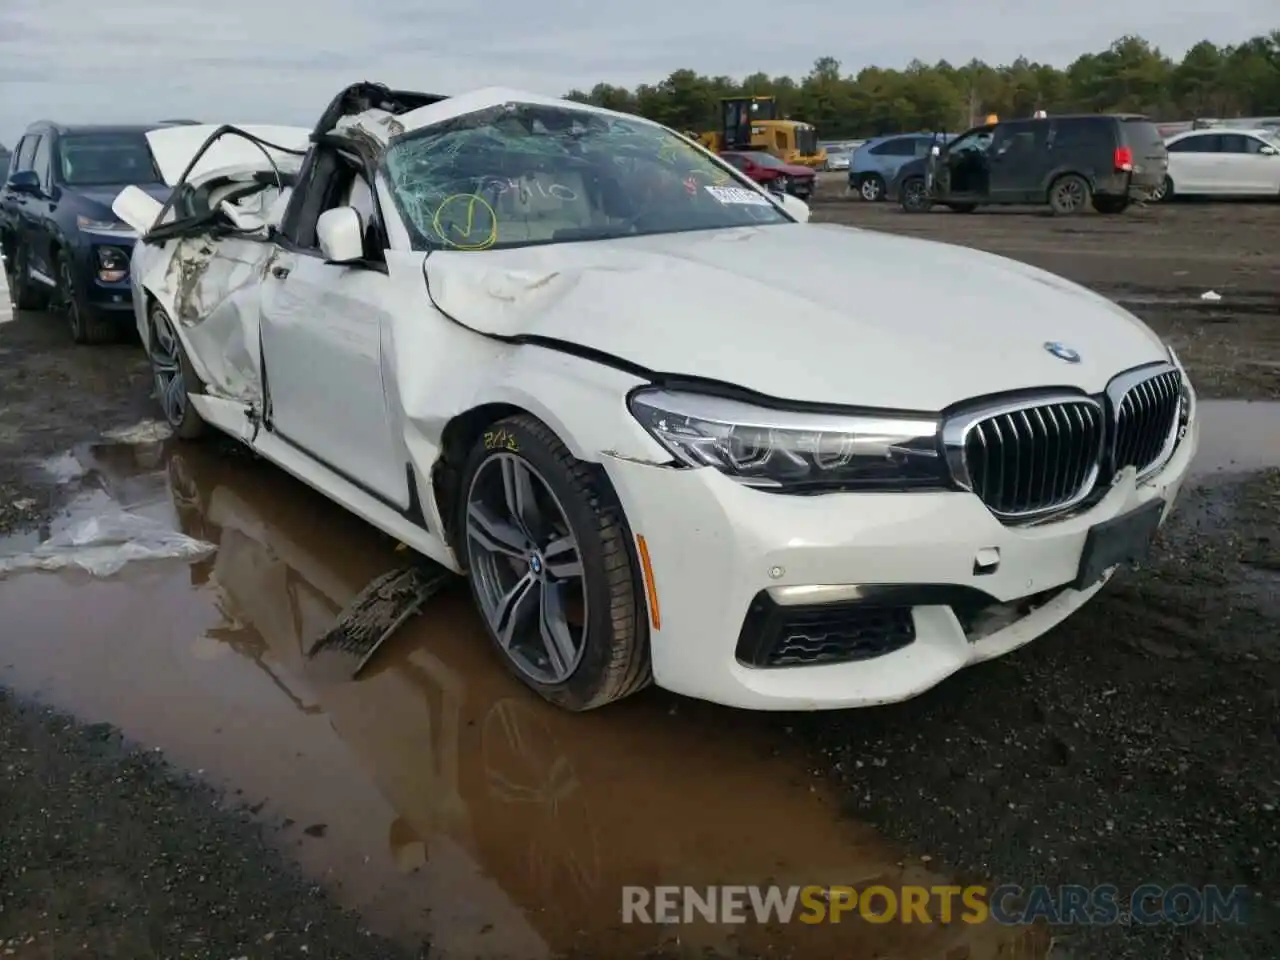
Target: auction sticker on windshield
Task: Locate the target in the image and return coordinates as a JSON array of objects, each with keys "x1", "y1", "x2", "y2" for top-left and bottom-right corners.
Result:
[{"x1": 704, "y1": 185, "x2": 772, "y2": 206}]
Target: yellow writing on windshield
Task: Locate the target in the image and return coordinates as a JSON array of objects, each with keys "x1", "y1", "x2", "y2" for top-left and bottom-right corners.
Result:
[
  {"x1": 432, "y1": 194, "x2": 498, "y2": 251},
  {"x1": 657, "y1": 138, "x2": 683, "y2": 165}
]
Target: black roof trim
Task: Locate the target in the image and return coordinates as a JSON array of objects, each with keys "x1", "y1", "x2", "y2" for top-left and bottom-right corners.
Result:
[
  {"x1": 311, "y1": 82, "x2": 448, "y2": 141},
  {"x1": 24, "y1": 120, "x2": 166, "y2": 136}
]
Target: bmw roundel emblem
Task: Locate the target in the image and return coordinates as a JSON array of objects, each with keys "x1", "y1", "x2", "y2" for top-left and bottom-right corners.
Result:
[{"x1": 1044, "y1": 341, "x2": 1081, "y2": 363}]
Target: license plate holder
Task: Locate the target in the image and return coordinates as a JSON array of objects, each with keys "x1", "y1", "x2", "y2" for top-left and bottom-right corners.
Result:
[{"x1": 1073, "y1": 499, "x2": 1165, "y2": 590}]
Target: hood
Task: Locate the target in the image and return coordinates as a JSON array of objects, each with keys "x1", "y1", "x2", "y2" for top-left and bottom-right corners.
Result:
[
  {"x1": 423, "y1": 223, "x2": 1167, "y2": 411},
  {"x1": 76, "y1": 184, "x2": 172, "y2": 208},
  {"x1": 143, "y1": 123, "x2": 311, "y2": 185},
  {"x1": 778, "y1": 164, "x2": 815, "y2": 177},
  {"x1": 71, "y1": 184, "x2": 171, "y2": 233}
]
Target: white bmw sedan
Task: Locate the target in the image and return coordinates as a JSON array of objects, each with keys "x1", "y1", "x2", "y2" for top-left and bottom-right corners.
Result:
[
  {"x1": 1156, "y1": 127, "x2": 1280, "y2": 200},
  {"x1": 111, "y1": 83, "x2": 1198, "y2": 712}
]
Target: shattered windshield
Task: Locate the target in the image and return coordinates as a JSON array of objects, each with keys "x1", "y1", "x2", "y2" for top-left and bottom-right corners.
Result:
[{"x1": 382, "y1": 103, "x2": 791, "y2": 251}]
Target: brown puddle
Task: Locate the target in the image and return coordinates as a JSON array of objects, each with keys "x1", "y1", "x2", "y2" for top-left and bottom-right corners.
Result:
[
  {"x1": 2, "y1": 438, "x2": 1088, "y2": 959},
  {"x1": 1189, "y1": 400, "x2": 1280, "y2": 477}
]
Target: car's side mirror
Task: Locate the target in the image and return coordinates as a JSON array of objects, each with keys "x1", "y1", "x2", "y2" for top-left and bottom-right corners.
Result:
[
  {"x1": 316, "y1": 206, "x2": 364, "y2": 264},
  {"x1": 776, "y1": 192, "x2": 810, "y2": 223},
  {"x1": 6, "y1": 170, "x2": 41, "y2": 195},
  {"x1": 1260, "y1": 145, "x2": 1279, "y2": 156}
]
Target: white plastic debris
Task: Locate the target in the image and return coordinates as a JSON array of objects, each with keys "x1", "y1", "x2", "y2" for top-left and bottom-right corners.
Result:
[
  {"x1": 103, "y1": 419, "x2": 174, "y2": 444},
  {"x1": 1200, "y1": 290, "x2": 1222, "y2": 301},
  {"x1": 0, "y1": 510, "x2": 216, "y2": 578}
]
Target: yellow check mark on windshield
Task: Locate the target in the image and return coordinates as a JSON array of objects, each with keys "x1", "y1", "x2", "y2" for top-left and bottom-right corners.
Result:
[
  {"x1": 432, "y1": 194, "x2": 498, "y2": 250},
  {"x1": 451, "y1": 196, "x2": 479, "y2": 237}
]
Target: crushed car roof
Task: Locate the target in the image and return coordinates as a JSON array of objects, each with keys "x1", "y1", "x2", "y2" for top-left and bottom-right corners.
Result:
[{"x1": 328, "y1": 85, "x2": 650, "y2": 147}]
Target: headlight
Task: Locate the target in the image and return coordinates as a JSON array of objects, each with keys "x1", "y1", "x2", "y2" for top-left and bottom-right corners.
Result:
[
  {"x1": 95, "y1": 246, "x2": 130, "y2": 283},
  {"x1": 77, "y1": 215, "x2": 134, "y2": 234},
  {"x1": 627, "y1": 388, "x2": 946, "y2": 491}
]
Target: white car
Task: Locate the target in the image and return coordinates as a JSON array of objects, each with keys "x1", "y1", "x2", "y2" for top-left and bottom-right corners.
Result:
[
  {"x1": 111, "y1": 82, "x2": 1199, "y2": 713},
  {"x1": 1155, "y1": 127, "x2": 1280, "y2": 200}
]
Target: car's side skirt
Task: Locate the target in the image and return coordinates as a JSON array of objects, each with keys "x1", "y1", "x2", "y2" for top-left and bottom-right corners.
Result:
[{"x1": 188, "y1": 394, "x2": 462, "y2": 574}]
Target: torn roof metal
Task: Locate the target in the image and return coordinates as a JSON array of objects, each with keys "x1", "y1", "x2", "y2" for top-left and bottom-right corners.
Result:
[{"x1": 331, "y1": 86, "x2": 658, "y2": 147}]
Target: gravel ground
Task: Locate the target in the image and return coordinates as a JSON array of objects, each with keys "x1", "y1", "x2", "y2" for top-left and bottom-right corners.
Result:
[
  {"x1": 0, "y1": 692, "x2": 428, "y2": 959},
  {"x1": 789, "y1": 468, "x2": 1280, "y2": 959},
  {"x1": 3, "y1": 199, "x2": 1279, "y2": 959}
]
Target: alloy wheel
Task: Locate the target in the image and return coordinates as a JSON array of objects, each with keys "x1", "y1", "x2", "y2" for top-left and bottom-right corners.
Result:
[
  {"x1": 1054, "y1": 178, "x2": 1085, "y2": 212},
  {"x1": 150, "y1": 306, "x2": 188, "y2": 427},
  {"x1": 465, "y1": 453, "x2": 588, "y2": 685},
  {"x1": 904, "y1": 179, "x2": 928, "y2": 208},
  {"x1": 860, "y1": 177, "x2": 884, "y2": 201}
]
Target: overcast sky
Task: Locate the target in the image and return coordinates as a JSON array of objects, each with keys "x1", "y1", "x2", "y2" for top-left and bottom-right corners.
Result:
[{"x1": 1, "y1": 0, "x2": 1274, "y2": 147}]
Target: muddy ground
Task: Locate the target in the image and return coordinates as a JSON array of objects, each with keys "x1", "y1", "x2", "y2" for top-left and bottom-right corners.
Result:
[{"x1": 2, "y1": 199, "x2": 1279, "y2": 959}]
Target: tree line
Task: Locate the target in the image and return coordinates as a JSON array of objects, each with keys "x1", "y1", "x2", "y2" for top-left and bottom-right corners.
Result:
[{"x1": 564, "y1": 33, "x2": 1280, "y2": 138}]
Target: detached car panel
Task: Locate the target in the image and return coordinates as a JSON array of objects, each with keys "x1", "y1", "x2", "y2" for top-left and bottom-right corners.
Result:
[{"x1": 113, "y1": 84, "x2": 1196, "y2": 713}]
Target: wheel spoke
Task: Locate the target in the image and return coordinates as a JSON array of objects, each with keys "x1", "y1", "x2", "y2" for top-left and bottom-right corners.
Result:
[
  {"x1": 542, "y1": 533, "x2": 582, "y2": 580},
  {"x1": 500, "y1": 457, "x2": 544, "y2": 539},
  {"x1": 493, "y1": 573, "x2": 538, "y2": 649},
  {"x1": 466, "y1": 449, "x2": 591, "y2": 685},
  {"x1": 467, "y1": 501, "x2": 533, "y2": 559},
  {"x1": 161, "y1": 372, "x2": 186, "y2": 423},
  {"x1": 539, "y1": 580, "x2": 578, "y2": 678},
  {"x1": 151, "y1": 354, "x2": 179, "y2": 374}
]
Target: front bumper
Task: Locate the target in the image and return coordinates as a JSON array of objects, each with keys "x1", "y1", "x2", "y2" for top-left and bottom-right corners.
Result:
[{"x1": 603, "y1": 411, "x2": 1198, "y2": 711}]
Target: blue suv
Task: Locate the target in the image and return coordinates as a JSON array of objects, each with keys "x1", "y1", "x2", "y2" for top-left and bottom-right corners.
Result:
[
  {"x1": 1, "y1": 122, "x2": 174, "y2": 344},
  {"x1": 849, "y1": 132, "x2": 952, "y2": 201}
]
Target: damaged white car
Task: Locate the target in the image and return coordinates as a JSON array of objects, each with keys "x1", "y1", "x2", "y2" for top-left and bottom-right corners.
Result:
[{"x1": 113, "y1": 82, "x2": 1198, "y2": 712}]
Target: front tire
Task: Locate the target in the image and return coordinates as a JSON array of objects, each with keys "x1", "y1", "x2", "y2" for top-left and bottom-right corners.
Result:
[
  {"x1": 458, "y1": 414, "x2": 651, "y2": 711},
  {"x1": 6, "y1": 243, "x2": 50, "y2": 311},
  {"x1": 59, "y1": 253, "x2": 116, "y2": 344},
  {"x1": 859, "y1": 174, "x2": 886, "y2": 202},
  {"x1": 899, "y1": 177, "x2": 933, "y2": 213},
  {"x1": 1150, "y1": 175, "x2": 1174, "y2": 203},
  {"x1": 148, "y1": 300, "x2": 207, "y2": 440}
]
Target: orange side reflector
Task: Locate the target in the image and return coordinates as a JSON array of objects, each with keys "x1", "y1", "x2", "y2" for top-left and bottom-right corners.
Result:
[{"x1": 635, "y1": 534, "x2": 661, "y2": 631}]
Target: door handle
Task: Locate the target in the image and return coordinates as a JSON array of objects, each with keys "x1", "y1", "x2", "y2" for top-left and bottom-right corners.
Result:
[{"x1": 271, "y1": 264, "x2": 291, "y2": 280}]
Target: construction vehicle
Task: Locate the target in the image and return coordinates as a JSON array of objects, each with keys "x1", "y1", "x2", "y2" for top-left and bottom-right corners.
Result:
[{"x1": 698, "y1": 97, "x2": 826, "y2": 168}]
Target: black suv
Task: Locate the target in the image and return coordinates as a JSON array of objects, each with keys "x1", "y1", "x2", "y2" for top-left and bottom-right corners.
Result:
[
  {"x1": 895, "y1": 114, "x2": 1169, "y2": 215},
  {"x1": 1, "y1": 122, "x2": 172, "y2": 343}
]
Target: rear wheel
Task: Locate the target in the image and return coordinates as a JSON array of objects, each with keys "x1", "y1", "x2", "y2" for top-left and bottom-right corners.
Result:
[
  {"x1": 458, "y1": 414, "x2": 651, "y2": 711},
  {"x1": 900, "y1": 177, "x2": 933, "y2": 213},
  {"x1": 58, "y1": 253, "x2": 116, "y2": 344},
  {"x1": 1092, "y1": 196, "x2": 1130, "y2": 215},
  {"x1": 5, "y1": 243, "x2": 50, "y2": 311},
  {"x1": 1149, "y1": 175, "x2": 1174, "y2": 203},
  {"x1": 148, "y1": 300, "x2": 207, "y2": 440},
  {"x1": 859, "y1": 174, "x2": 886, "y2": 202},
  {"x1": 1048, "y1": 174, "x2": 1090, "y2": 215}
]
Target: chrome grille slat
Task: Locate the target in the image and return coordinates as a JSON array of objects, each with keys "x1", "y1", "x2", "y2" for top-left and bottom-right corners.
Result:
[
  {"x1": 1114, "y1": 368, "x2": 1181, "y2": 478},
  {"x1": 945, "y1": 363, "x2": 1186, "y2": 525},
  {"x1": 954, "y1": 397, "x2": 1104, "y2": 519}
]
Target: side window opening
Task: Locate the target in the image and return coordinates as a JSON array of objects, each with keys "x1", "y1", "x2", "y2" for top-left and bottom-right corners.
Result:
[
  {"x1": 30, "y1": 136, "x2": 51, "y2": 190},
  {"x1": 7, "y1": 137, "x2": 27, "y2": 175},
  {"x1": 291, "y1": 146, "x2": 385, "y2": 262},
  {"x1": 16, "y1": 135, "x2": 38, "y2": 172}
]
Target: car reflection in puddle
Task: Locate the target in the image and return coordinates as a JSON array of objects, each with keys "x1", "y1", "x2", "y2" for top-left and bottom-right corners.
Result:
[{"x1": 0, "y1": 439, "x2": 1062, "y2": 959}]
